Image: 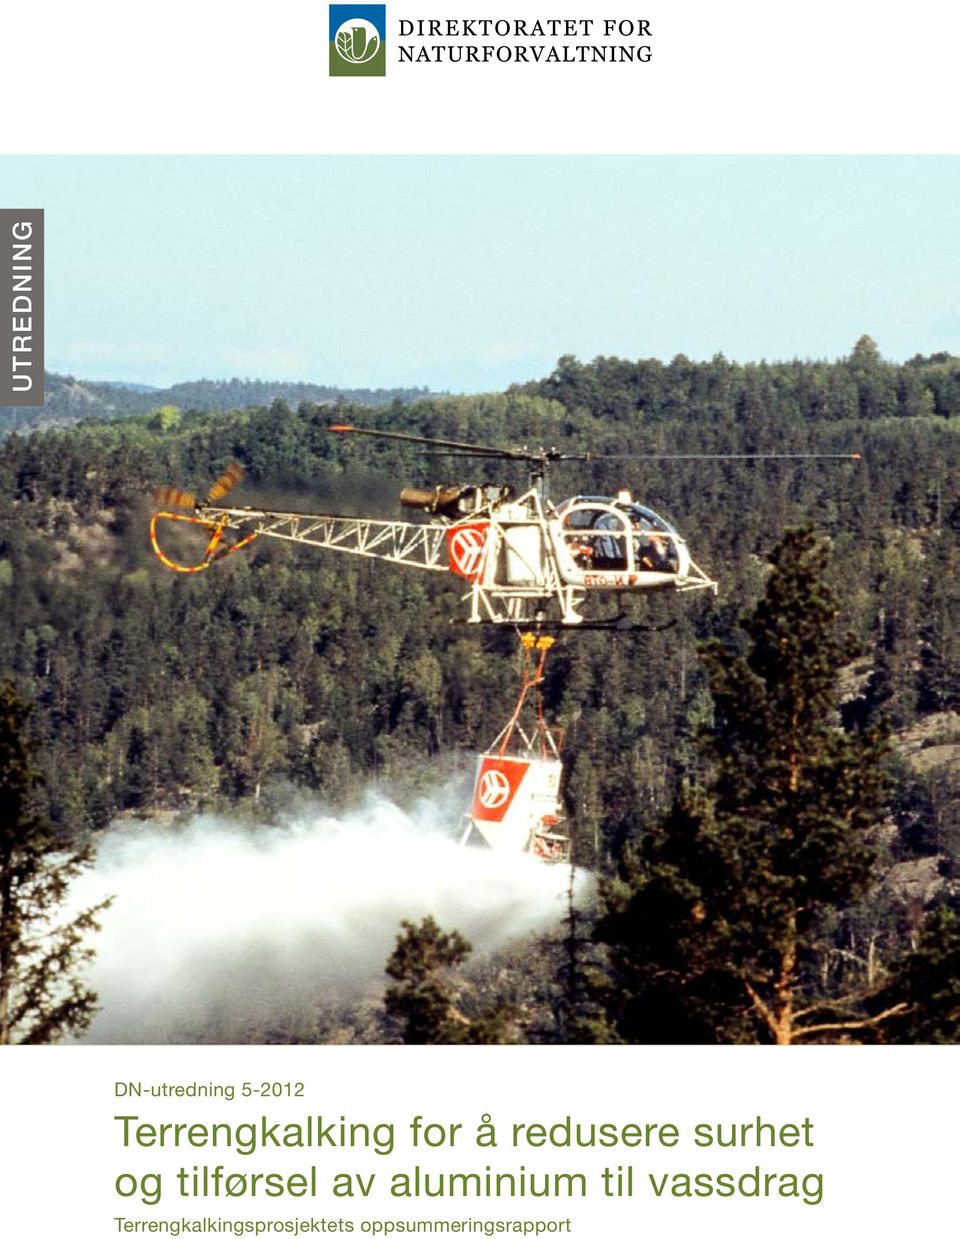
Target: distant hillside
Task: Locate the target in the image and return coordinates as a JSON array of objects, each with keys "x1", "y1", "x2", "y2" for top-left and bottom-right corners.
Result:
[
  {"x1": 94, "y1": 380, "x2": 161, "y2": 393},
  {"x1": 0, "y1": 372, "x2": 436, "y2": 436}
]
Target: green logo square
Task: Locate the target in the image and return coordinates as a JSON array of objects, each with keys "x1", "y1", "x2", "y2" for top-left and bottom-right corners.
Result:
[{"x1": 330, "y1": 5, "x2": 386, "y2": 76}]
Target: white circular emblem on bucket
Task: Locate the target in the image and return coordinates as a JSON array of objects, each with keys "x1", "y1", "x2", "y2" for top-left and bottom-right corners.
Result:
[{"x1": 478, "y1": 769, "x2": 511, "y2": 810}]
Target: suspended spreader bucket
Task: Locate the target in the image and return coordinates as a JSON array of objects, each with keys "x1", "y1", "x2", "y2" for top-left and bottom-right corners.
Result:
[{"x1": 461, "y1": 752, "x2": 570, "y2": 863}]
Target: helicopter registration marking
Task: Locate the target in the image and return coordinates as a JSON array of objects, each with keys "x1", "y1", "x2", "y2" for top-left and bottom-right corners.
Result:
[{"x1": 583, "y1": 573, "x2": 638, "y2": 587}]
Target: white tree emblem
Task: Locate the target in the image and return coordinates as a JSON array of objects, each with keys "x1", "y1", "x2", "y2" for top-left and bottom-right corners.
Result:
[
  {"x1": 450, "y1": 527, "x2": 487, "y2": 577},
  {"x1": 334, "y1": 18, "x2": 381, "y2": 64},
  {"x1": 479, "y1": 769, "x2": 511, "y2": 810}
]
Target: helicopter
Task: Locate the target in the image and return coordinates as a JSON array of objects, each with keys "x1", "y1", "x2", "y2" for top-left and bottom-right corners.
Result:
[
  {"x1": 150, "y1": 424, "x2": 861, "y2": 629},
  {"x1": 150, "y1": 426, "x2": 861, "y2": 861}
]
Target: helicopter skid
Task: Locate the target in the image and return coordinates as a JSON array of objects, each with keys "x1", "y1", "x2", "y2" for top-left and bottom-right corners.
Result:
[{"x1": 459, "y1": 616, "x2": 680, "y2": 634}]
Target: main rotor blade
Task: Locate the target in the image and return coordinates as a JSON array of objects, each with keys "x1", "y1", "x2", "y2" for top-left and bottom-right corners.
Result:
[
  {"x1": 425, "y1": 450, "x2": 524, "y2": 460},
  {"x1": 329, "y1": 424, "x2": 541, "y2": 462},
  {"x1": 565, "y1": 452, "x2": 862, "y2": 462},
  {"x1": 329, "y1": 426, "x2": 863, "y2": 466}
]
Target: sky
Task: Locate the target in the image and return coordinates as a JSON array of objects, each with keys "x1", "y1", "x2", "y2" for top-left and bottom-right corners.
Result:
[{"x1": 5, "y1": 155, "x2": 960, "y2": 392}]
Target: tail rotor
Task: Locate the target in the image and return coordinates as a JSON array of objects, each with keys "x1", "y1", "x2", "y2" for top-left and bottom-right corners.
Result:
[
  {"x1": 150, "y1": 462, "x2": 257, "y2": 573},
  {"x1": 152, "y1": 460, "x2": 246, "y2": 512},
  {"x1": 204, "y1": 460, "x2": 246, "y2": 506}
]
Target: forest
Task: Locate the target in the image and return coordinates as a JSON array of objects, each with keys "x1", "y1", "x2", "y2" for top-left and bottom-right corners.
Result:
[
  {"x1": 0, "y1": 372, "x2": 434, "y2": 436},
  {"x1": 0, "y1": 336, "x2": 958, "y2": 1044}
]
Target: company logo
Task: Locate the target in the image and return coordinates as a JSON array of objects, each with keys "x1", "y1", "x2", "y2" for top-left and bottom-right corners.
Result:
[
  {"x1": 330, "y1": 5, "x2": 386, "y2": 76},
  {"x1": 478, "y1": 769, "x2": 511, "y2": 810},
  {"x1": 447, "y1": 523, "x2": 489, "y2": 581},
  {"x1": 471, "y1": 756, "x2": 529, "y2": 822},
  {"x1": 336, "y1": 19, "x2": 380, "y2": 64}
]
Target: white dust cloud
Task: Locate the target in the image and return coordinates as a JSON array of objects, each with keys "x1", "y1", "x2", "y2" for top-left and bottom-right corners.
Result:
[{"x1": 74, "y1": 794, "x2": 577, "y2": 1043}]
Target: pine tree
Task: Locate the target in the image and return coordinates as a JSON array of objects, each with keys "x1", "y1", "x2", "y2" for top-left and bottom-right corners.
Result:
[
  {"x1": 552, "y1": 867, "x2": 614, "y2": 1043},
  {"x1": 0, "y1": 681, "x2": 110, "y2": 1043},
  {"x1": 383, "y1": 916, "x2": 475, "y2": 1044},
  {"x1": 873, "y1": 906, "x2": 960, "y2": 1043},
  {"x1": 917, "y1": 527, "x2": 960, "y2": 712},
  {"x1": 597, "y1": 529, "x2": 894, "y2": 1044},
  {"x1": 383, "y1": 916, "x2": 516, "y2": 1044}
]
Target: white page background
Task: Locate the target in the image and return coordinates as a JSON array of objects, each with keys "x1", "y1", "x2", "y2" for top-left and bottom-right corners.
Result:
[{"x1": 1, "y1": 3, "x2": 957, "y2": 1235}]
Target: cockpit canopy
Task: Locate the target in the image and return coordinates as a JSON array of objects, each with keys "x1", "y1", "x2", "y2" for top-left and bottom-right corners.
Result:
[{"x1": 555, "y1": 495, "x2": 682, "y2": 575}]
